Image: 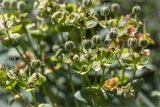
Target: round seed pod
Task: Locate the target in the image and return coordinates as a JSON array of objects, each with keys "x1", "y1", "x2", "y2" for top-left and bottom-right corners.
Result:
[
  {"x1": 17, "y1": 1, "x2": 26, "y2": 11},
  {"x1": 65, "y1": 41, "x2": 75, "y2": 51},
  {"x1": 83, "y1": 0, "x2": 92, "y2": 8},
  {"x1": 127, "y1": 37, "x2": 137, "y2": 48},
  {"x1": 108, "y1": 30, "x2": 118, "y2": 40},
  {"x1": 2, "y1": 0, "x2": 10, "y2": 8},
  {"x1": 111, "y1": 3, "x2": 120, "y2": 13},
  {"x1": 31, "y1": 60, "x2": 41, "y2": 68},
  {"x1": 132, "y1": 5, "x2": 141, "y2": 15},
  {"x1": 100, "y1": 6, "x2": 110, "y2": 17},
  {"x1": 139, "y1": 39, "x2": 148, "y2": 48},
  {"x1": 82, "y1": 39, "x2": 92, "y2": 49},
  {"x1": 92, "y1": 35, "x2": 101, "y2": 45}
]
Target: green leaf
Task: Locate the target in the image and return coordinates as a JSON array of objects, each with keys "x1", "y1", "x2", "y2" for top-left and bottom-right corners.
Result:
[
  {"x1": 63, "y1": 56, "x2": 72, "y2": 64},
  {"x1": 50, "y1": 56, "x2": 59, "y2": 62},
  {"x1": 125, "y1": 18, "x2": 138, "y2": 27},
  {"x1": 99, "y1": 20, "x2": 107, "y2": 28},
  {"x1": 84, "y1": 17, "x2": 98, "y2": 29},
  {"x1": 92, "y1": 61, "x2": 101, "y2": 71},
  {"x1": 5, "y1": 81, "x2": 17, "y2": 90},
  {"x1": 74, "y1": 90, "x2": 88, "y2": 103},
  {"x1": 74, "y1": 87, "x2": 113, "y2": 106},
  {"x1": 0, "y1": 70, "x2": 6, "y2": 79},
  {"x1": 131, "y1": 78, "x2": 143, "y2": 97},
  {"x1": 12, "y1": 24, "x2": 22, "y2": 32}
]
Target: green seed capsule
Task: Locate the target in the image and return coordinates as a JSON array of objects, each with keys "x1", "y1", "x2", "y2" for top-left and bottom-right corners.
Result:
[
  {"x1": 127, "y1": 37, "x2": 137, "y2": 48},
  {"x1": 108, "y1": 30, "x2": 118, "y2": 40},
  {"x1": 139, "y1": 39, "x2": 148, "y2": 48},
  {"x1": 2, "y1": 0, "x2": 10, "y2": 8},
  {"x1": 132, "y1": 5, "x2": 141, "y2": 15},
  {"x1": 111, "y1": 3, "x2": 120, "y2": 13},
  {"x1": 65, "y1": 41, "x2": 75, "y2": 51},
  {"x1": 31, "y1": 60, "x2": 41, "y2": 68},
  {"x1": 82, "y1": 39, "x2": 92, "y2": 49},
  {"x1": 17, "y1": 1, "x2": 26, "y2": 11},
  {"x1": 83, "y1": 0, "x2": 92, "y2": 8},
  {"x1": 100, "y1": 6, "x2": 110, "y2": 17},
  {"x1": 92, "y1": 35, "x2": 101, "y2": 45}
]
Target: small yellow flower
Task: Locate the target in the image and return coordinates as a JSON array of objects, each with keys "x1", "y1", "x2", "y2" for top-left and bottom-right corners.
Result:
[{"x1": 103, "y1": 77, "x2": 119, "y2": 91}]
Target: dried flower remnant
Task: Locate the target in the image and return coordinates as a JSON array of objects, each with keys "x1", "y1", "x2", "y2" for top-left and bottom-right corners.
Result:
[{"x1": 103, "y1": 77, "x2": 119, "y2": 91}]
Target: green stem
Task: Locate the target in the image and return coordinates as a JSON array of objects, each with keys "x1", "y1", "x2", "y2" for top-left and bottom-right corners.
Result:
[
  {"x1": 41, "y1": 82, "x2": 56, "y2": 106},
  {"x1": 31, "y1": 90, "x2": 37, "y2": 105},
  {"x1": 60, "y1": 32, "x2": 65, "y2": 43},
  {"x1": 68, "y1": 65, "x2": 79, "y2": 107},
  {"x1": 11, "y1": 89, "x2": 24, "y2": 101},
  {"x1": 100, "y1": 67, "x2": 105, "y2": 86},
  {"x1": 2, "y1": 12, "x2": 29, "y2": 64},
  {"x1": 94, "y1": 71, "x2": 97, "y2": 85},
  {"x1": 121, "y1": 68, "x2": 125, "y2": 84},
  {"x1": 133, "y1": 63, "x2": 137, "y2": 79},
  {"x1": 15, "y1": 46, "x2": 28, "y2": 64},
  {"x1": 116, "y1": 53, "x2": 122, "y2": 67},
  {"x1": 84, "y1": 74, "x2": 91, "y2": 88},
  {"x1": 84, "y1": 74, "x2": 98, "y2": 107},
  {"x1": 81, "y1": 75, "x2": 85, "y2": 88}
]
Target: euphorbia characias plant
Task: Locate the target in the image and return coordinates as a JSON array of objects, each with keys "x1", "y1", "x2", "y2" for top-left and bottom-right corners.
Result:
[{"x1": 0, "y1": 0, "x2": 154, "y2": 106}]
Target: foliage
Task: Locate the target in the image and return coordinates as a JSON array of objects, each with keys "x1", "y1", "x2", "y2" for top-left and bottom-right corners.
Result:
[{"x1": 0, "y1": 0, "x2": 158, "y2": 107}]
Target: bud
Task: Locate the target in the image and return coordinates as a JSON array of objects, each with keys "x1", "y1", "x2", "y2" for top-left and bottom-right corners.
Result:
[
  {"x1": 108, "y1": 30, "x2": 118, "y2": 40},
  {"x1": 92, "y1": 35, "x2": 101, "y2": 45},
  {"x1": 65, "y1": 41, "x2": 75, "y2": 51},
  {"x1": 127, "y1": 37, "x2": 137, "y2": 48},
  {"x1": 100, "y1": 6, "x2": 110, "y2": 17},
  {"x1": 31, "y1": 60, "x2": 41, "y2": 68},
  {"x1": 17, "y1": 1, "x2": 26, "y2": 11},
  {"x1": 111, "y1": 3, "x2": 120, "y2": 13},
  {"x1": 83, "y1": 0, "x2": 92, "y2": 8},
  {"x1": 139, "y1": 39, "x2": 148, "y2": 48},
  {"x1": 132, "y1": 5, "x2": 141, "y2": 15},
  {"x1": 82, "y1": 39, "x2": 92, "y2": 49},
  {"x1": 2, "y1": 0, "x2": 10, "y2": 8}
]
